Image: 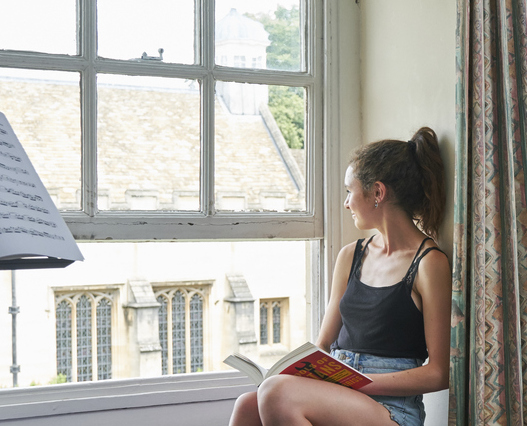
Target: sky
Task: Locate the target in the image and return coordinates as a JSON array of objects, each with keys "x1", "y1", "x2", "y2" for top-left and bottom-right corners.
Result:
[{"x1": 0, "y1": 0, "x2": 299, "y2": 66}]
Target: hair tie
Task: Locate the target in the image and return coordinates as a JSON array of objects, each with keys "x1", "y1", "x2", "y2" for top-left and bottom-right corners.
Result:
[{"x1": 407, "y1": 140, "x2": 416, "y2": 152}]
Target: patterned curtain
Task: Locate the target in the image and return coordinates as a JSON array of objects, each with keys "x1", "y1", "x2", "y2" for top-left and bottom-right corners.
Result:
[{"x1": 450, "y1": 0, "x2": 527, "y2": 425}]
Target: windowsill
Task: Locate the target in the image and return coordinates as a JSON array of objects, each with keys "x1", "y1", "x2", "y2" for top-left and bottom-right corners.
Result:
[
  {"x1": 0, "y1": 371, "x2": 255, "y2": 422},
  {"x1": 258, "y1": 343, "x2": 290, "y2": 358}
]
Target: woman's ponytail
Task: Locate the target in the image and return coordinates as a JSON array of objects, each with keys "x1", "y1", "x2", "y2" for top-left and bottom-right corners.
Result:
[{"x1": 408, "y1": 127, "x2": 445, "y2": 239}]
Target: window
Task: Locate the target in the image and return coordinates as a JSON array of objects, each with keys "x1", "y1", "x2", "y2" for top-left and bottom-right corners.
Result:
[
  {"x1": 55, "y1": 291, "x2": 115, "y2": 383},
  {"x1": 154, "y1": 283, "x2": 211, "y2": 374},
  {"x1": 0, "y1": 0, "x2": 322, "y2": 241},
  {"x1": 260, "y1": 299, "x2": 287, "y2": 345},
  {"x1": 0, "y1": 0, "x2": 327, "y2": 389}
]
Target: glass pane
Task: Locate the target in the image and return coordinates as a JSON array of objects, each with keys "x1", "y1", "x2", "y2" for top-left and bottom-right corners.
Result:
[
  {"x1": 0, "y1": 68, "x2": 81, "y2": 211},
  {"x1": 97, "y1": 74, "x2": 200, "y2": 211},
  {"x1": 260, "y1": 303, "x2": 268, "y2": 344},
  {"x1": 189, "y1": 294, "x2": 203, "y2": 373},
  {"x1": 97, "y1": 0, "x2": 195, "y2": 64},
  {"x1": 272, "y1": 302, "x2": 281, "y2": 344},
  {"x1": 216, "y1": 0, "x2": 303, "y2": 71},
  {"x1": 0, "y1": 0, "x2": 76, "y2": 55},
  {"x1": 56, "y1": 300, "x2": 72, "y2": 382},
  {"x1": 96, "y1": 299, "x2": 112, "y2": 380},
  {"x1": 157, "y1": 295, "x2": 169, "y2": 375},
  {"x1": 76, "y1": 295, "x2": 93, "y2": 382},
  {"x1": 1, "y1": 240, "x2": 310, "y2": 387},
  {"x1": 215, "y1": 82, "x2": 305, "y2": 212},
  {"x1": 172, "y1": 291, "x2": 186, "y2": 374}
]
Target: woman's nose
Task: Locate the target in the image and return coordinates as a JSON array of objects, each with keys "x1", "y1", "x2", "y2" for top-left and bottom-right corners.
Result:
[{"x1": 343, "y1": 195, "x2": 350, "y2": 209}]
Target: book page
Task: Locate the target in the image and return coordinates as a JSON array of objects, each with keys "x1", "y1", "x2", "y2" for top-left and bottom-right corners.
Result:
[
  {"x1": 224, "y1": 353, "x2": 267, "y2": 386},
  {"x1": 0, "y1": 112, "x2": 83, "y2": 262}
]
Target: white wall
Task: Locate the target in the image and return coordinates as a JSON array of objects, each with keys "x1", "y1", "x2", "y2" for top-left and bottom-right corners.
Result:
[
  {"x1": 0, "y1": 1, "x2": 457, "y2": 424},
  {"x1": 359, "y1": 0, "x2": 456, "y2": 257},
  {"x1": 357, "y1": 1, "x2": 456, "y2": 425}
]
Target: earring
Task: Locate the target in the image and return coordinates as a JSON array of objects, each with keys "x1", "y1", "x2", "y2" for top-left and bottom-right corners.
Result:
[{"x1": 374, "y1": 200, "x2": 378, "y2": 208}]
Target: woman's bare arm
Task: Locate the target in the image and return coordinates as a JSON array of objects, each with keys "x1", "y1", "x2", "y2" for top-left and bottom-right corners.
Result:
[{"x1": 316, "y1": 242, "x2": 357, "y2": 352}]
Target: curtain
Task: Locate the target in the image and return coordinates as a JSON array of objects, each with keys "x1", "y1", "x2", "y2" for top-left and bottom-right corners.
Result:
[{"x1": 450, "y1": 0, "x2": 527, "y2": 424}]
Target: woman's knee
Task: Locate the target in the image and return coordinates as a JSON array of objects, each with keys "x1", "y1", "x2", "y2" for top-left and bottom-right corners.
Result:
[
  {"x1": 257, "y1": 375, "x2": 298, "y2": 415},
  {"x1": 229, "y1": 392, "x2": 261, "y2": 426},
  {"x1": 233, "y1": 391, "x2": 258, "y2": 414}
]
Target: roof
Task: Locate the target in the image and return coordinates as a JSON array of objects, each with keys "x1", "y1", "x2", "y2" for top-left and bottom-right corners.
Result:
[{"x1": 0, "y1": 78, "x2": 305, "y2": 212}]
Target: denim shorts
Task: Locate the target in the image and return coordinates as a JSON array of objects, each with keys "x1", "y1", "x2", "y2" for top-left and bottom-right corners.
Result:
[{"x1": 330, "y1": 349, "x2": 425, "y2": 426}]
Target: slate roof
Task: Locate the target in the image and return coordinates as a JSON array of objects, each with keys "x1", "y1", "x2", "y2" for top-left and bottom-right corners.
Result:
[{"x1": 0, "y1": 77, "x2": 305, "y2": 212}]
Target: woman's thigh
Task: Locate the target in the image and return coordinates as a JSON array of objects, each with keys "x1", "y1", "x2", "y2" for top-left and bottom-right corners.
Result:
[{"x1": 257, "y1": 375, "x2": 396, "y2": 426}]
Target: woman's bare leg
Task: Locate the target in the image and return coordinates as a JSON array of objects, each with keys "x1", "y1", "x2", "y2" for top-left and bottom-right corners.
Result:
[
  {"x1": 256, "y1": 375, "x2": 397, "y2": 426},
  {"x1": 229, "y1": 392, "x2": 263, "y2": 426}
]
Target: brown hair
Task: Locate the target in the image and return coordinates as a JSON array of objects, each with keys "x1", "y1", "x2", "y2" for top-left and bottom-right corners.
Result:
[{"x1": 349, "y1": 127, "x2": 446, "y2": 239}]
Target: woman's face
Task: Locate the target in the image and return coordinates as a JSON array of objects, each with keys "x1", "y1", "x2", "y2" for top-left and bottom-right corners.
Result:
[{"x1": 344, "y1": 166, "x2": 374, "y2": 229}]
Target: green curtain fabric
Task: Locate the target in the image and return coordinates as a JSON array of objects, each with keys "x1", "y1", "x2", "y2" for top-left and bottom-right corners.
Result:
[{"x1": 450, "y1": 0, "x2": 527, "y2": 424}]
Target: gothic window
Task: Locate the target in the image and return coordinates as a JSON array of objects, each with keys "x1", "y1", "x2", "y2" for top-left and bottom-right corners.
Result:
[
  {"x1": 260, "y1": 299, "x2": 287, "y2": 346},
  {"x1": 55, "y1": 292, "x2": 114, "y2": 383},
  {"x1": 155, "y1": 284, "x2": 209, "y2": 374}
]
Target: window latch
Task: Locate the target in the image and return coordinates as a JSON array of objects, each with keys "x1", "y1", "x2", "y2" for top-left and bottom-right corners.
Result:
[{"x1": 140, "y1": 48, "x2": 164, "y2": 61}]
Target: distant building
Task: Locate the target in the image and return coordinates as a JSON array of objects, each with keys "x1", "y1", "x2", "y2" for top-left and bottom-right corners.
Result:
[
  {"x1": 0, "y1": 10, "x2": 308, "y2": 388},
  {"x1": 216, "y1": 8, "x2": 271, "y2": 115}
]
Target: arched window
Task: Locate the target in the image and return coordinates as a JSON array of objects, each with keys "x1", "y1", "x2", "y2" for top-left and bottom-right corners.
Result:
[
  {"x1": 155, "y1": 285, "x2": 209, "y2": 374},
  {"x1": 55, "y1": 292, "x2": 114, "y2": 382}
]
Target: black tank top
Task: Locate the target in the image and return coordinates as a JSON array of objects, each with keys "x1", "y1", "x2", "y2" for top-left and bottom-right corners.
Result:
[{"x1": 331, "y1": 236, "x2": 444, "y2": 361}]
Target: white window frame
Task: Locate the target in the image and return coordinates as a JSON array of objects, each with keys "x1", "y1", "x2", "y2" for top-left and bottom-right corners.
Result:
[
  {"x1": 0, "y1": 0, "x2": 323, "y2": 241},
  {"x1": 0, "y1": 0, "x2": 363, "y2": 422}
]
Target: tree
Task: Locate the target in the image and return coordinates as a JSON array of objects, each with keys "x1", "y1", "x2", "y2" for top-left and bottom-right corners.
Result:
[
  {"x1": 248, "y1": 6, "x2": 304, "y2": 149},
  {"x1": 268, "y1": 86, "x2": 304, "y2": 149}
]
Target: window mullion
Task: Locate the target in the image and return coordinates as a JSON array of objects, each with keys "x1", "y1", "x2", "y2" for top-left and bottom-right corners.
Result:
[
  {"x1": 80, "y1": 0, "x2": 98, "y2": 217},
  {"x1": 201, "y1": 0, "x2": 215, "y2": 216}
]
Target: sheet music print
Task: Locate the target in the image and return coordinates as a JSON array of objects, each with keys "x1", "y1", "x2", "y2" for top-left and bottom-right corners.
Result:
[{"x1": 0, "y1": 112, "x2": 83, "y2": 261}]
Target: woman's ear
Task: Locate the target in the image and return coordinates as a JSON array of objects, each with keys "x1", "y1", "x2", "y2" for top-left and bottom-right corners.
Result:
[{"x1": 373, "y1": 181, "x2": 388, "y2": 204}]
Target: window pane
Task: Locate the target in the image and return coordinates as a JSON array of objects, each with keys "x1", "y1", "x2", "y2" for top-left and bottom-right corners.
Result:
[
  {"x1": 97, "y1": 74, "x2": 200, "y2": 211},
  {"x1": 56, "y1": 300, "x2": 72, "y2": 382},
  {"x1": 216, "y1": 1, "x2": 303, "y2": 71},
  {"x1": 76, "y1": 295, "x2": 93, "y2": 382},
  {"x1": 0, "y1": 69, "x2": 82, "y2": 210},
  {"x1": 96, "y1": 299, "x2": 112, "y2": 380},
  {"x1": 272, "y1": 302, "x2": 281, "y2": 343},
  {"x1": 97, "y1": 0, "x2": 195, "y2": 64},
  {"x1": 0, "y1": 1, "x2": 76, "y2": 55},
  {"x1": 215, "y1": 82, "x2": 305, "y2": 212},
  {"x1": 2, "y1": 240, "x2": 310, "y2": 387},
  {"x1": 157, "y1": 296, "x2": 169, "y2": 375},
  {"x1": 260, "y1": 303, "x2": 268, "y2": 344},
  {"x1": 172, "y1": 291, "x2": 186, "y2": 374},
  {"x1": 190, "y1": 294, "x2": 204, "y2": 373}
]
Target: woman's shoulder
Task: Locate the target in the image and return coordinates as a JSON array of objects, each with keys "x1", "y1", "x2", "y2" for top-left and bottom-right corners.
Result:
[
  {"x1": 338, "y1": 238, "x2": 365, "y2": 258},
  {"x1": 414, "y1": 240, "x2": 451, "y2": 293},
  {"x1": 334, "y1": 239, "x2": 363, "y2": 269}
]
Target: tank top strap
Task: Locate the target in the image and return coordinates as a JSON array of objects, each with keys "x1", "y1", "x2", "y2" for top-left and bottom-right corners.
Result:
[
  {"x1": 349, "y1": 235, "x2": 375, "y2": 279},
  {"x1": 404, "y1": 239, "x2": 445, "y2": 287}
]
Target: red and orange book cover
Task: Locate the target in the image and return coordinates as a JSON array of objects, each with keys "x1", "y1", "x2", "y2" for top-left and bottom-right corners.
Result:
[
  {"x1": 224, "y1": 342, "x2": 372, "y2": 390},
  {"x1": 279, "y1": 350, "x2": 372, "y2": 389}
]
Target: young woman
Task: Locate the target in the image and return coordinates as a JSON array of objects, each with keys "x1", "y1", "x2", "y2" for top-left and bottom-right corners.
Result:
[{"x1": 228, "y1": 127, "x2": 452, "y2": 426}]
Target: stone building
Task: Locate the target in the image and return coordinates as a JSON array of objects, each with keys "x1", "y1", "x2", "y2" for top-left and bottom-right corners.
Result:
[{"x1": 0, "y1": 10, "x2": 308, "y2": 388}]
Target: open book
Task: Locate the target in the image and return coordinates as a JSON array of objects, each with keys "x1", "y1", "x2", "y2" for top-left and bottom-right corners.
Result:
[
  {"x1": 224, "y1": 342, "x2": 372, "y2": 390},
  {"x1": 0, "y1": 112, "x2": 84, "y2": 270}
]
